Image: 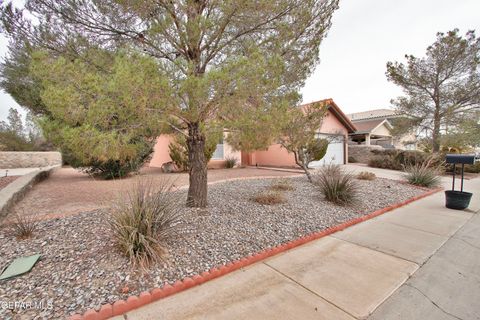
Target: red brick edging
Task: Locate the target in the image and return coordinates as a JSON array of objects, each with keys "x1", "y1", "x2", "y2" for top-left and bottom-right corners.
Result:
[{"x1": 69, "y1": 187, "x2": 443, "y2": 320}]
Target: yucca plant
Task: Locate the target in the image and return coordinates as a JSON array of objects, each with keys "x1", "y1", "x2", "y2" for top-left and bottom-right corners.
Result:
[
  {"x1": 404, "y1": 158, "x2": 441, "y2": 188},
  {"x1": 110, "y1": 179, "x2": 183, "y2": 268},
  {"x1": 313, "y1": 165, "x2": 358, "y2": 205},
  {"x1": 11, "y1": 212, "x2": 38, "y2": 240}
]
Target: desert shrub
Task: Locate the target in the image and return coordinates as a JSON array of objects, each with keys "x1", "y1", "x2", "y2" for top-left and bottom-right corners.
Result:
[
  {"x1": 313, "y1": 165, "x2": 358, "y2": 205},
  {"x1": 43, "y1": 120, "x2": 155, "y2": 179},
  {"x1": 370, "y1": 148, "x2": 397, "y2": 156},
  {"x1": 394, "y1": 150, "x2": 429, "y2": 167},
  {"x1": 368, "y1": 149, "x2": 441, "y2": 171},
  {"x1": 404, "y1": 159, "x2": 441, "y2": 188},
  {"x1": 356, "y1": 171, "x2": 376, "y2": 180},
  {"x1": 465, "y1": 162, "x2": 480, "y2": 173},
  {"x1": 83, "y1": 142, "x2": 153, "y2": 179},
  {"x1": 269, "y1": 178, "x2": 295, "y2": 191},
  {"x1": 168, "y1": 133, "x2": 219, "y2": 172},
  {"x1": 110, "y1": 179, "x2": 183, "y2": 268},
  {"x1": 252, "y1": 191, "x2": 286, "y2": 205},
  {"x1": 368, "y1": 155, "x2": 403, "y2": 170},
  {"x1": 168, "y1": 138, "x2": 189, "y2": 172},
  {"x1": 224, "y1": 156, "x2": 238, "y2": 169},
  {"x1": 348, "y1": 156, "x2": 357, "y2": 163},
  {"x1": 11, "y1": 213, "x2": 37, "y2": 240},
  {"x1": 445, "y1": 161, "x2": 480, "y2": 174}
]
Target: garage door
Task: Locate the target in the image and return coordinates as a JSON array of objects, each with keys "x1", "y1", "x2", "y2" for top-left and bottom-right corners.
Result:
[{"x1": 308, "y1": 134, "x2": 344, "y2": 167}]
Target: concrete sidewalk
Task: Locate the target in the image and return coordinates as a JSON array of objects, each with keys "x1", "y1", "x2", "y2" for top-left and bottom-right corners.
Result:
[
  {"x1": 369, "y1": 213, "x2": 480, "y2": 320},
  {"x1": 114, "y1": 170, "x2": 479, "y2": 320},
  {"x1": 0, "y1": 167, "x2": 45, "y2": 176}
]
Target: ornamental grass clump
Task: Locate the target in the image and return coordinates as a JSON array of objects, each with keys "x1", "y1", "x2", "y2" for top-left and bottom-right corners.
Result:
[
  {"x1": 11, "y1": 212, "x2": 38, "y2": 240},
  {"x1": 356, "y1": 171, "x2": 376, "y2": 180},
  {"x1": 269, "y1": 178, "x2": 295, "y2": 191},
  {"x1": 224, "y1": 156, "x2": 238, "y2": 169},
  {"x1": 404, "y1": 158, "x2": 441, "y2": 188},
  {"x1": 110, "y1": 179, "x2": 183, "y2": 268},
  {"x1": 314, "y1": 164, "x2": 359, "y2": 206},
  {"x1": 252, "y1": 191, "x2": 286, "y2": 205}
]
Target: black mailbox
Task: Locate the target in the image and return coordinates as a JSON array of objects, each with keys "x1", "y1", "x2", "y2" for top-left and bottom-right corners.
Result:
[
  {"x1": 445, "y1": 154, "x2": 476, "y2": 165},
  {"x1": 445, "y1": 153, "x2": 476, "y2": 210}
]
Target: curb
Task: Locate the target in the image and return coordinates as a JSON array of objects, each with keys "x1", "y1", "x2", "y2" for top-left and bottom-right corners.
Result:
[
  {"x1": 69, "y1": 187, "x2": 442, "y2": 320},
  {"x1": 0, "y1": 166, "x2": 58, "y2": 221},
  {"x1": 246, "y1": 165, "x2": 304, "y2": 174}
]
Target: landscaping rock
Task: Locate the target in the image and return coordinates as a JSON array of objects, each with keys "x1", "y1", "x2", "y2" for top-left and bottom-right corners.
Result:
[{"x1": 0, "y1": 177, "x2": 425, "y2": 319}]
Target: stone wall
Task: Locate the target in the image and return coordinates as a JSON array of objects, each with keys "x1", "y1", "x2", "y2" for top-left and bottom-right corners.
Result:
[
  {"x1": 347, "y1": 145, "x2": 383, "y2": 164},
  {"x1": 0, "y1": 152, "x2": 62, "y2": 169}
]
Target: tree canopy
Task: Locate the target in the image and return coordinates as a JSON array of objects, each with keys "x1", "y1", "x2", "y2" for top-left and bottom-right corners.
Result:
[
  {"x1": 1, "y1": 0, "x2": 339, "y2": 206},
  {"x1": 0, "y1": 107, "x2": 46, "y2": 151},
  {"x1": 29, "y1": 49, "x2": 166, "y2": 178},
  {"x1": 386, "y1": 29, "x2": 480, "y2": 152},
  {"x1": 278, "y1": 101, "x2": 328, "y2": 182}
]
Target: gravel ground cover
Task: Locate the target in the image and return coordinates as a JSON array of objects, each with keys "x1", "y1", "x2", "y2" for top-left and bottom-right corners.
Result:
[
  {"x1": 0, "y1": 176, "x2": 19, "y2": 191},
  {"x1": 0, "y1": 176, "x2": 426, "y2": 319}
]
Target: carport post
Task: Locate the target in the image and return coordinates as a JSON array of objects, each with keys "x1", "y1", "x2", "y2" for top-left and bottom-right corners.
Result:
[{"x1": 365, "y1": 134, "x2": 371, "y2": 146}]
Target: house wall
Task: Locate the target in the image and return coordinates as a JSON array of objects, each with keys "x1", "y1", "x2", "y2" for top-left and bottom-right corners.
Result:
[
  {"x1": 150, "y1": 109, "x2": 351, "y2": 169},
  {"x1": 149, "y1": 135, "x2": 175, "y2": 168},
  {"x1": 253, "y1": 144, "x2": 297, "y2": 167},
  {"x1": 149, "y1": 133, "x2": 241, "y2": 169},
  {"x1": 247, "y1": 109, "x2": 350, "y2": 167},
  {"x1": 394, "y1": 132, "x2": 417, "y2": 150},
  {"x1": 371, "y1": 124, "x2": 391, "y2": 137},
  {"x1": 320, "y1": 110, "x2": 349, "y2": 136}
]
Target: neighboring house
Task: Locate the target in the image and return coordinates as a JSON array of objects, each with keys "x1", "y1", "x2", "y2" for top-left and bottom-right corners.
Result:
[
  {"x1": 347, "y1": 109, "x2": 417, "y2": 150},
  {"x1": 149, "y1": 99, "x2": 356, "y2": 169}
]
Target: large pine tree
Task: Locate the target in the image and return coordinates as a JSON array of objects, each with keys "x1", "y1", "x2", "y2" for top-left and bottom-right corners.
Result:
[{"x1": 1, "y1": 0, "x2": 339, "y2": 206}]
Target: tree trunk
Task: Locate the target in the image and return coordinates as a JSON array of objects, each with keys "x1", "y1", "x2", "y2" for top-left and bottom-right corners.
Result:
[
  {"x1": 302, "y1": 165, "x2": 313, "y2": 183},
  {"x1": 432, "y1": 106, "x2": 441, "y2": 153},
  {"x1": 293, "y1": 150, "x2": 313, "y2": 183},
  {"x1": 186, "y1": 123, "x2": 208, "y2": 207}
]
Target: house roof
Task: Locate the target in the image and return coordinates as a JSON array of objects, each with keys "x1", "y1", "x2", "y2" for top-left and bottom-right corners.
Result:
[
  {"x1": 300, "y1": 99, "x2": 357, "y2": 133},
  {"x1": 351, "y1": 118, "x2": 393, "y2": 134},
  {"x1": 348, "y1": 108, "x2": 402, "y2": 121}
]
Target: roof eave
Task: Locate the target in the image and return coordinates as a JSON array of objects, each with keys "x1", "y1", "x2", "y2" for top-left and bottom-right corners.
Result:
[{"x1": 325, "y1": 100, "x2": 357, "y2": 133}]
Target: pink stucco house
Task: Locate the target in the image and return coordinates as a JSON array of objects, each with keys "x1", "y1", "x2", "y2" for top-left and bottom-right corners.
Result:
[{"x1": 149, "y1": 99, "x2": 356, "y2": 169}]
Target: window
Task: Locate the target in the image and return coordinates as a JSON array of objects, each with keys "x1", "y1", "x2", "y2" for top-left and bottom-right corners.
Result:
[{"x1": 211, "y1": 137, "x2": 224, "y2": 160}]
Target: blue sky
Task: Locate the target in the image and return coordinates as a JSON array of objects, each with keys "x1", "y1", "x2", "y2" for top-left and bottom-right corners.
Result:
[{"x1": 1, "y1": 0, "x2": 479, "y2": 120}]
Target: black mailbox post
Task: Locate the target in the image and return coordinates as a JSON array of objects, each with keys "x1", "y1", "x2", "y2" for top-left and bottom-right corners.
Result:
[{"x1": 445, "y1": 154, "x2": 476, "y2": 210}]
